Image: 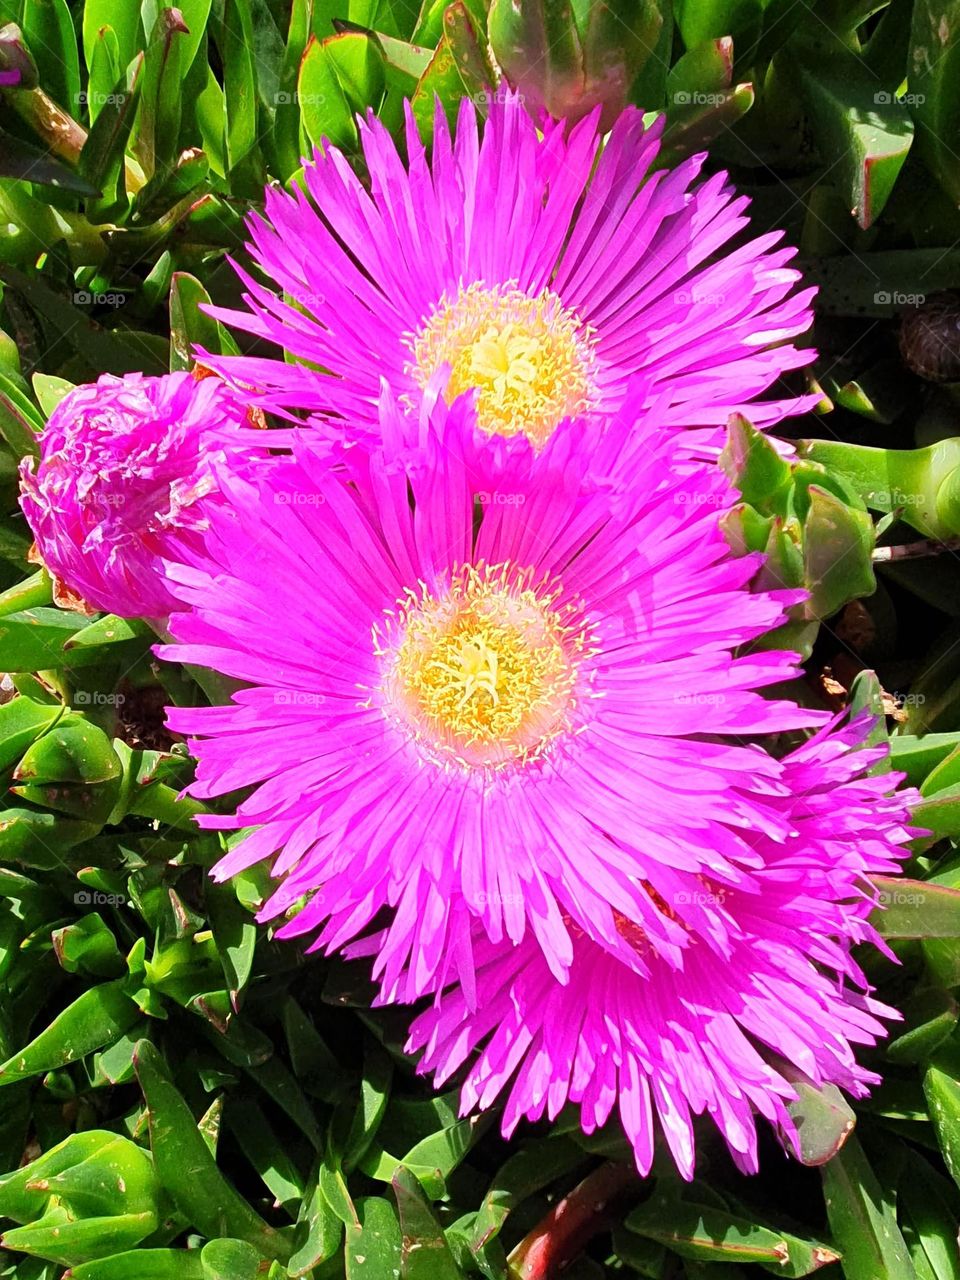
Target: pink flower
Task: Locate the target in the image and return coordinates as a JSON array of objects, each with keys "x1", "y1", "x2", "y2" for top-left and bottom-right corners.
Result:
[
  {"x1": 204, "y1": 95, "x2": 816, "y2": 463},
  {"x1": 409, "y1": 713, "x2": 917, "y2": 1178},
  {"x1": 160, "y1": 390, "x2": 824, "y2": 1005},
  {"x1": 19, "y1": 371, "x2": 267, "y2": 619}
]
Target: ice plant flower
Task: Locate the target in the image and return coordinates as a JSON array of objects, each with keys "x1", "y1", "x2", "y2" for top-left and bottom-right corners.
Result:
[
  {"x1": 410, "y1": 713, "x2": 917, "y2": 1178},
  {"x1": 204, "y1": 94, "x2": 816, "y2": 464},
  {"x1": 19, "y1": 371, "x2": 268, "y2": 619},
  {"x1": 161, "y1": 390, "x2": 825, "y2": 1004}
]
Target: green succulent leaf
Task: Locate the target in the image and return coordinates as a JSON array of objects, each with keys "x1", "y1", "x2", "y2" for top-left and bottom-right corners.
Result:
[
  {"x1": 393, "y1": 1164, "x2": 465, "y2": 1279},
  {"x1": 626, "y1": 1191, "x2": 838, "y2": 1274},
  {"x1": 785, "y1": 36, "x2": 914, "y2": 228},
  {"x1": 821, "y1": 1134, "x2": 916, "y2": 1280},
  {"x1": 345, "y1": 1197, "x2": 402, "y2": 1279},
  {"x1": 0, "y1": 981, "x2": 139, "y2": 1086},
  {"x1": 287, "y1": 1174, "x2": 343, "y2": 1275},
  {"x1": 133, "y1": 1039, "x2": 292, "y2": 1262},
  {"x1": 801, "y1": 484, "x2": 876, "y2": 620},
  {"x1": 298, "y1": 34, "x2": 361, "y2": 152},
  {"x1": 68, "y1": 1249, "x2": 206, "y2": 1280},
  {"x1": 898, "y1": 1149, "x2": 960, "y2": 1280},
  {"x1": 1, "y1": 1209, "x2": 159, "y2": 1267},
  {"x1": 891, "y1": 733, "x2": 960, "y2": 787},
  {"x1": 410, "y1": 2, "x2": 492, "y2": 142},
  {"x1": 79, "y1": 52, "x2": 144, "y2": 220},
  {"x1": 169, "y1": 272, "x2": 238, "y2": 370},
  {"x1": 787, "y1": 1081, "x2": 857, "y2": 1167},
  {"x1": 666, "y1": 35, "x2": 734, "y2": 104},
  {"x1": 872, "y1": 877, "x2": 960, "y2": 935},
  {"x1": 199, "y1": 1237, "x2": 262, "y2": 1279},
  {"x1": 81, "y1": 2, "x2": 140, "y2": 83},
  {"x1": 909, "y1": 0, "x2": 960, "y2": 205},
  {"x1": 0, "y1": 129, "x2": 101, "y2": 195},
  {"x1": 887, "y1": 990, "x2": 959, "y2": 1065},
  {"x1": 20, "y1": 0, "x2": 80, "y2": 112},
  {"x1": 52, "y1": 914, "x2": 124, "y2": 978},
  {"x1": 0, "y1": 695, "x2": 63, "y2": 773}
]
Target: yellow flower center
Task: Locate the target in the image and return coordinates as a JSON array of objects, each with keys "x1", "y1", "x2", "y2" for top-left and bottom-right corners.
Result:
[
  {"x1": 375, "y1": 563, "x2": 594, "y2": 767},
  {"x1": 408, "y1": 282, "x2": 596, "y2": 447}
]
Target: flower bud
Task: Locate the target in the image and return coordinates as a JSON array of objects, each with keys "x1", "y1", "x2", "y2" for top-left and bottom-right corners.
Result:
[
  {"x1": 0, "y1": 23, "x2": 39, "y2": 91},
  {"x1": 19, "y1": 371, "x2": 269, "y2": 619}
]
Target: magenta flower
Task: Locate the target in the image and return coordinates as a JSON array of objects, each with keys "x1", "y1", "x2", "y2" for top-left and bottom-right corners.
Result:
[
  {"x1": 161, "y1": 390, "x2": 824, "y2": 1004},
  {"x1": 409, "y1": 714, "x2": 916, "y2": 1178},
  {"x1": 205, "y1": 96, "x2": 816, "y2": 461},
  {"x1": 19, "y1": 371, "x2": 267, "y2": 619}
]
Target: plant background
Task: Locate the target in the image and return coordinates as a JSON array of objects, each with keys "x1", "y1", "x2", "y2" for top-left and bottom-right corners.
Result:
[{"x1": 2, "y1": 0, "x2": 960, "y2": 1277}]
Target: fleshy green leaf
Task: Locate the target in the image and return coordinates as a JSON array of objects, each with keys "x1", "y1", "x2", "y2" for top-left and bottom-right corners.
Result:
[
  {"x1": 899, "y1": 1150, "x2": 960, "y2": 1280},
  {"x1": 801, "y1": 485, "x2": 876, "y2": 620},
  {"x1": 345, "y1": 1197, "x2": 402, "y2": 1279},
  {"x1": 0, "y1": 694, "x2": 63, "y2": 773},
  {"x1": 626, "y1": 1193, "x2": 838, "y2": 1274},
  {"x1": 821, "y1": 1134, "x2": 916, "y2": 1279},
  {"x1": 20, "y1": 0, "x2": 80, "y2": 111},
  {"x1": 910, "y1": 0, "x2": 960, "y2": 205},
  {"x1": 786, "y1": 37, "x2": 913, "y2": 227},
  {"x1": 410, "y1": 2, "x2": 491, "y2": 142},
  {"x1": 287, "y1": 1176, "x2": 342, "y2": 1275},
  {"x1": 0, "y1": 981, "x2": 139, "y2": 1086},
  {"x1": 873, "y1": 877, "x2": 960, "y2": 936},
  {"x1": 787, "y1": 1081, "x2": 857, "y2": 1167},
  {"x1": 298, "y1": 35, "x2": 362, "y2": 152},
  {"x1": 169, "y1": 272, "x2": 238, "y2": 371},
  {"x1": 392, "y1": 1165, "x2": 465, "y2": 1280},
  {"x1": 199, "y1": 1237, "x2": 261, "y2": 1280},
  {"x1": 82, "y1": 1, "x2": 141, "y2": 82},
  {"x1": 68, "y1": 1250, "x2": 206, "y2": 1280},
  {"x1": 133, "y1": 1039, "x2": 292, "y2": 1262}
]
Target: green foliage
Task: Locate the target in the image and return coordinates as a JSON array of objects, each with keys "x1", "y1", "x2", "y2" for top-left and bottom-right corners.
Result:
[
  {"x1": 1, "y1": 655, "x2": 958, "y2": 1279},
  {"x1": 2, "y1": 0, "x2": 960, "y2": 1278},
  {"x1": 720, "y1": 417, "x2": 876, "y2": 654}
]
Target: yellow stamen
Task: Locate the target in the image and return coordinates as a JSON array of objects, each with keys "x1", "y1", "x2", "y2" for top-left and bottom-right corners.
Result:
[
  {"x1": 407, "y1": 281, "x2": 596, "y2": 447},
  {"x1": 374, "y1": 562, "x2": 594, "y2": 768}
]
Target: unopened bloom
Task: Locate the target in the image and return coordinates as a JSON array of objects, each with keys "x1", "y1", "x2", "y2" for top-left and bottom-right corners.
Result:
[
  {"x1": 19, "y1": 371, "x2": 266, "y2": 619},
  {"x1": 409, "y1": 713, "x2": 917, "y2": 1178},
  {"x1": 161, "y1": 391, "x2": 823, "y2": 1004},
  {"x1": 205, "y1": 95, "x2": 816, "y2": 464}
]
